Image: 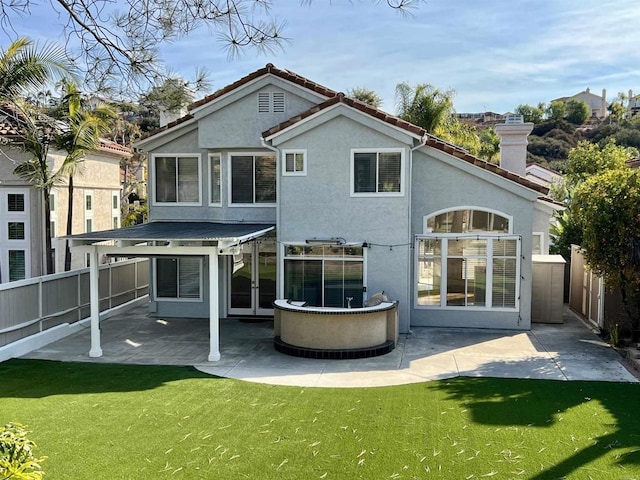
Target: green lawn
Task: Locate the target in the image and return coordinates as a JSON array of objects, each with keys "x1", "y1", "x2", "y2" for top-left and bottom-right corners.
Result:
[{"x1": 1, "y1": 359, "x2": 640, "y2": 479}]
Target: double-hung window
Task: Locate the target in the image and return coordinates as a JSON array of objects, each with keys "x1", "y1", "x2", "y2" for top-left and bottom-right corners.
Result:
[
  {"x1": 154, "y1": 155, "x2": 200, "y2": 204},
  {"x1": 283, "y1": 244, "x2": 364, "y2": 308},
  {"x1": 351, "y1": 149, "x2": 403, "y2": 195},
  {"x1": 416, "y1": 208, "x2": 520, "y2": 310},
  {"x1": 155, "y1": 257, "x2": 201, "y2": 300},
  {"x1": 230, "y1": 154, "x2": 276, "y2": 205}
]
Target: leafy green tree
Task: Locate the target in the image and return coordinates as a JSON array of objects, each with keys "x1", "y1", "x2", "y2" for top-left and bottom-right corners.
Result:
[
  {"x1": 549, "y1": 140, "x2": 637, "y2": 261},
  {"x1": 514, "y1": 104, "x2": 544, "y2": 123},
  {"x1": 348, "y1": 87, "x2": 383, "y2": 108},
  {"x1": 54, "y1": 80, "x2": 116, "y2": 270},
  {"x1": 573, "y1": 167, "x2": 640, "y2": 338},
  {"x1": 565, "y1": 140, "x2": 637, "y2": 188},
  {"x1": 0, "y1": 422, "x2": 45, "y2": 480},
  {"x1": 565, "y1": 99, "x2": 590, "y2": 125},
  {"x1": 546, "y1": 100, "x2": 567, "y2": 121}
]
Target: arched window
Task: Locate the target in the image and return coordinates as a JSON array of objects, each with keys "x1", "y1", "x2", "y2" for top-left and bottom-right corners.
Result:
[
  {"x1": 417, "y1": 207, "x2": 519, "y2": 311},
  {"x1": 425, "y1": 208, "x2": 510, "y2": 234}
]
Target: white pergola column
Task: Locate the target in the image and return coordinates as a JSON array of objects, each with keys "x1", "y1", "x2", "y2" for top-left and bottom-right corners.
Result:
[
  {"x1": 88, "y1": 247, "x2": 102, "y2": 357},
  {"x1": 208, "y1": 251, "x2": 221, "y2": 361}
]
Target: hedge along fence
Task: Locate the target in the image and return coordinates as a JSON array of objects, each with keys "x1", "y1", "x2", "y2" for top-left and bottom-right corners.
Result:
[{"x1": 0, "y1": 259, "x2": 149, "y2": 348}]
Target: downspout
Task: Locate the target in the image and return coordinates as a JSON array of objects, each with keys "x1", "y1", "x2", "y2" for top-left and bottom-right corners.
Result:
[
  {"x1": 261, "y1": 137, "x2": 281, "y2": 298},
  {"x1": 405, "y1": 135, "x2": 428, "y2": 334}
]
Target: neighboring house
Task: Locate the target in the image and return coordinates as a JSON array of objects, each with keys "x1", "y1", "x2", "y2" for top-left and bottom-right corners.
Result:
[
  {"x1": 628, "y1": 90, "x2": 640, "y2": 118},
  {"x1": 551, "y1": 88, "x2": 608, "y2": 119},
  {"x1": 68, "y1": 64, "x2": 556, "y2": 360},
  {"x1": 0, "y1": 109, "x2": 131, "y2": 281},
  {"x1": 525, "y1": 164, "x2": 563, "y2": 189}
]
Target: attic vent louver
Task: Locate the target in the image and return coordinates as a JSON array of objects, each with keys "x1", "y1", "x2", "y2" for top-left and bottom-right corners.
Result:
[
  {"x1": 273, "y1": 92, "x2": 285, "y2": 113},
  {"x1": 258, "y1": 92, "x2": 270, "y2": 113}
]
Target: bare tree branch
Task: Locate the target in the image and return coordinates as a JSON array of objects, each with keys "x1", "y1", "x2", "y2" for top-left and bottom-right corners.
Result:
[{"x1": 0, "y1": 0, "x2": 424, "y2": 98}]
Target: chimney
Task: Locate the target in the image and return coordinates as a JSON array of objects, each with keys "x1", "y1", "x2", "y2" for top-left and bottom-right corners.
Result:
[
  {"x1": 602, "y1": 89, "x2": 607, "y2": 119},
  {"x1": 159, "y1": 106, "x2": 188, "y2": 128},
  {"x1": 494, "y1": 115, "x2": 534, "y2": 176}
]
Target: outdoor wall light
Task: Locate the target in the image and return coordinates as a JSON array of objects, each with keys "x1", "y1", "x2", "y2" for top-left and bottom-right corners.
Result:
[{"x1": 305, "y1": 237, "x2": 346, "y2": 245}]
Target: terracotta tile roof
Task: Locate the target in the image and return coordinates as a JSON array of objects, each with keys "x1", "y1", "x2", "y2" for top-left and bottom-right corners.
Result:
[
  {"x1": 189, "y1": 63, "x2": 337, "y2": 110},
  {"x1": 263, "y1": 93, "x2": 550, "y2": 196},
  {"x1": 98, "y1": 138, "x2": 132, "y2": 156},
  {"x1": 0, "y1": 105, "x2": 130, "y2": 156},
  {"x1": 139, "y1": 63, "x2": 337, "y2": 141}
]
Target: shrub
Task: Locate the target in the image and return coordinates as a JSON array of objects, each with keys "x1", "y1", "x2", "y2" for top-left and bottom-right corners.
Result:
[{"x1": 0, "y1": 423, "x2": 45, "y2": 480}]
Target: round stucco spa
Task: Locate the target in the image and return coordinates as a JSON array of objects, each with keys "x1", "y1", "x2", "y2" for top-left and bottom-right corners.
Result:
[{"x1": 273, "y1": 299, "x2": 399, "y2": 359}]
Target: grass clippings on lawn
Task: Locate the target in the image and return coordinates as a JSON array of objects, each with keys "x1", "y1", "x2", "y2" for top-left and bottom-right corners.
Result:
[{"x1": 1, "y1": 359, "x2": 640, "y2": 479}]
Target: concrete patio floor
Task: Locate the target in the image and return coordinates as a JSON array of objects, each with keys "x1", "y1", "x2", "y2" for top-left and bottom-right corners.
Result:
[{"x1": 22, "y1": 304, "x2": 639, "y2": 387}]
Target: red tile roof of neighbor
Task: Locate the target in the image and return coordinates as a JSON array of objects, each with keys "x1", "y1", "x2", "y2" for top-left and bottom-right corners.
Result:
[
  {"x1": 143, "y1": 64, "x2": 550, "y2": 196},
  {"x1": 0, "y1": 105, "x2": 131, "y2": 156}
]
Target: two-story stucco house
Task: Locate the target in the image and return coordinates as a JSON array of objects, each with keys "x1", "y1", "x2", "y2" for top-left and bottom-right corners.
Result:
[
  {"x1": 0, "y1": 109, "x2": 131, "y2": 282},
  {"x1": 69, "y1": 64, "x2": 555, "y2": 361}
]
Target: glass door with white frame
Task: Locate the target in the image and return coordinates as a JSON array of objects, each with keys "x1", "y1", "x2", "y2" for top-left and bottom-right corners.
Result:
[{"x1": 229, "y1": 237, "x2": 276, "y2": 316}]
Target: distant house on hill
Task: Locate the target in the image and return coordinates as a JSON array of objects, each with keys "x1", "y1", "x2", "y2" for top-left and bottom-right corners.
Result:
[
  {"x1": 551, "y1": 88, "x2": 608, "y2": 119},
  {"x1": 627, "y1": 90, "x2": 640, "y2": 118},
  {"x1": 525, "y1": 164, "x2": 563, "y2": 190}
]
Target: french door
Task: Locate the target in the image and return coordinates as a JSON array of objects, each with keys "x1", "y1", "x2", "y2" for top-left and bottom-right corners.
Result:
[{"x1": 228, "y1": 237, "x2": 276, "y2": 316}]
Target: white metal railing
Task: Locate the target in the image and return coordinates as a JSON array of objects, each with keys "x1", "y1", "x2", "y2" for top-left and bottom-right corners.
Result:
[{"x1": 0, "y1": 259, "x2": 149, "y2": 345}]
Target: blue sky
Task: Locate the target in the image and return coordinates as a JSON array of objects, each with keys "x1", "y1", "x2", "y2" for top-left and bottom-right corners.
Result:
[{"x1": 7, "y1": 0, "x2": 640, "y2": 114}]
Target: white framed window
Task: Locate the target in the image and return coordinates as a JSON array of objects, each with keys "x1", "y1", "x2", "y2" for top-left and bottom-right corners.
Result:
[
  {"x1": 257, "y1": 91, "x2": 285, "y2": 113},
  {"x1": 8, "y1": 222, "x2": 25, "y2": 240},
  {"x1": 7, "y1": 193, "x2": 25, "y2": 212},
  {"x1": 350, "y1": 149, "x2": 404, "y2": 196},
  {"x1": 209, "y1": 153, "x2": 222, "y2": 205},
  {"x1": 152, "y1": 154, "x2": 201, "y2": 205},
  {"x1": 8, "y1": 249, "x2": 26, "y2": 282},
  {"x1": 229, "y1": 153, "x2": 276, "y2": 205},
  {"x1": 84, "y1": 191, "x2": 93, "y2": 233},
  {"x1": 85, "y1": 191, "x2": 92, "y2": 211},
  {"x1": 49, "y1": 193, "x2": 56, "y2": 237},
  {"x1": 425, "y1": 207, "x2": 511, "y2": 234},
  {"x1": 282, "y1": 244, "x2": 365, "y2": 308},
  {"x1": 416, "y1": 208, "x2": 520, "y2": 311},
  {"x1": 112, "y1": 193, "x2": 120, "y2": 229},
  {"x1": 532, "y1": 232, "x2": 544, "y2": 255},
  {"x1": 1, "y1": 188, "x2": 30, "y2": 283},
  {"x1": 282, "y1": 150, "x2": 306, "y2": 176},
  {"x1": 155, "y1": 257, "x2": 202, "y2": 301}
]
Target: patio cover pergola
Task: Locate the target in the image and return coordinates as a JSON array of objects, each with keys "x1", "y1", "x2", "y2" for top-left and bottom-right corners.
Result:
[{"x1": 67, "y1": 221, "x2": 275, "y2": 361}]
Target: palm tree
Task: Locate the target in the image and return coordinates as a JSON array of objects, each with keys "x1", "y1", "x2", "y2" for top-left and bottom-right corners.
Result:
[
  {"x1": 3, "y1": 38, "x2": 72, "y2": 275},
  {"x1": 0, "y1": 37, "x2": 70, "y2": 102},
  {"x1": 11, "y1": 101, "x2": 61, "y2": 275},
  {"x1": 395, "y1": 82, "x2": 454, "y2": 134},
  {"x1": 55, "y1": 80, "x2": 116, "y2": 270}
]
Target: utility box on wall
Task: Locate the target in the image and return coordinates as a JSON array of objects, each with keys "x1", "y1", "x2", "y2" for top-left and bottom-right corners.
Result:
[{"x1": 532, "y1": 254, "x2": 566, "y2": 323}]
